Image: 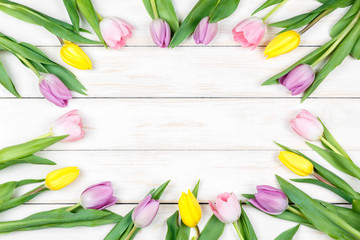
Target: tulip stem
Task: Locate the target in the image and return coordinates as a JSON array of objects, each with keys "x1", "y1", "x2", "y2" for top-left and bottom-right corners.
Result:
[
  {"x1": 287, "y1": 205, "x2": 305, "y2": 218},
  {"x1": 232, "y1": 222, "x2": 245, "y2": 240},
  {"x1": 123, "y1": 226, "x2": 138, "y2": 240},
  {"x1": 313, "y1": 172, "x2": 335, "y2": 187},
  {"x1": 263, "y1": 0, "x2": 288, "y2": 22},
  {"x1": 24, "y1": 184, "x2": 46, "y2": 196},
  {"x1": 35, "y1": 132, "x2": 53, "y2": 140},
  {"x1": 299, "y1": 9, "x2": 333, "y2": 35},
  {"x1": 66, "y1": 202, "x2": 81, "y2": 212},
  {"x1": 320, "y1": 136, "x2": 342, "y2": 156},
  {"x1": 15, "y1": 54, "x2": 41, "y2": 78},
  {"x1": 57, "y1": 36, "x2": 64, "y2": 46},
  {"x1": 150, "y1": 0, "x2": 159, "y2": 19}
]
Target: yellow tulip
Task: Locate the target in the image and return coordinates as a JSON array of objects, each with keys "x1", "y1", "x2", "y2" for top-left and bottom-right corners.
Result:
[
  {"x1": 45, "y1": 166, "x2": 80, "y2": 191},
  {"x1": 178, "y1": 190, "x2": 202, "y2": 227},
  {"x1": 278, "y1": 151, "x2": 313, "y2": 176},
  {"x1": 264, "y1": 30, "x2": 300, "y2": 58},
  {"x1": 60, "y1": 41, "x2": 92, "y2": 70}
]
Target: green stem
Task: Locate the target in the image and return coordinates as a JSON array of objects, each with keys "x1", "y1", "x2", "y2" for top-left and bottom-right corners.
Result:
[
  {"x1": 124, "y1": 226, "x2": 138, "y2": 240},
  {"x1": 311, "y1": 9, "x2": 360, "y2": 67},
  {"x1": 16, "y1": 54, "x2": 41, "y2": 77},
  {"x1": 320, "y1": 136, "x2": 342, "y2": 156},
  {"x1": 299, "y1": 9, "x2": 333, "y2": 35},
  {"x1": 24, "y1": 184, "x2": 46, "y2": 196},
  {"x1": 233, "y1": 222, "x2": 245, "y2": 240},
  {"x1": 287, "y1": 205, "x2": 306, "y2": 218},
  {"x1": 150, "y1": 0, "x2": 159, "y2": 19},
  {"x1": 96, "y1": 12, "x2": 103, "y2": 21},
  {"x1": 35, "y1": 132, "x2": 53, "y2": 140},
  {"x1": 313, "y1": 172, "x2": 335, "y2": 187},
  {"x1": 263, "y1": 0, "x2": 289, "y2": 22},
  {"x1": 66, "y1": 202, "x2": 81, "y2": 212}
]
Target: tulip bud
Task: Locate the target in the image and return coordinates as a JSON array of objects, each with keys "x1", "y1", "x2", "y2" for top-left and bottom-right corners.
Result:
[
  {"x1": 264, "y1": 30, "x2": 300, "y2": 58},
  {"x1": 209, "y1": 192, "x2": 241, "y2": 223},
  {"x1": 232, "y1": 17, "x2": 266, "y2": 49},
  {"x1": 45, "y1": 167, "x2": 80, "y2": 191},
  {"x1": 51, "y1": 110, "x2": 85, "y2": 142},
  {"x1": 178, "y1": 190, "x2": 202, "y2": 227},
  {"x1": 132, "y1": 194, "x2": 160, "y2": 228},
  {"x1": 279, "y1": 64, "x2": 315, "y2": 95},
  {"x1": 39, "y1": 74, "x2": 72, "y2": 108},
  {"x1": 150, "y1": 19, "x2": 171, "y2": 48},
  {"x1": 100, "y1": 17, "x2": 134, "y2": 49},
  {"x1": 80, "y1": 181, "x2": 117, "y2": 210},
  {"x1": 249, "y1": 185, "x2": 288, "y2": 215},
  {"x1": 193, "y1": 17, "x2": 218, "y2": 45},
  {"x1": 60, "y1": 41, "x2": 92, "y2": 70},
  {"x1": 291, "y1": 109, "x2": 324, "y2": 141},
  {"x1": 278, "y1": 151, "x2": 314, "y2": 176}
]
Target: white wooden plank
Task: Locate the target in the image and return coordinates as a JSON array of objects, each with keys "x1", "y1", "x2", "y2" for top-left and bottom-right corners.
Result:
[
  {"x1": 0, "y1": 99, "x2": 359, "y2": 150},
  {"x1": 0, "y1": 204, "x2": 333, "y2": 240}
]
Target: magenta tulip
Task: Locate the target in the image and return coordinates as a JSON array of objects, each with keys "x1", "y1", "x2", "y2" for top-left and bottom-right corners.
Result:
[
  {"x1": 209, "y1": 192, "x2": 241, "y2": 223},
  {"x1": 193, "y1": 17, "x2": 218, "y2": 45},
  {"x1": 150, "y1": 19, "x2": 170, "y2": 48},
  {"x1": 39, "y1": 74, "x2": 72, "y2": 107},
  {"x1": 51, "y1": 110, "x2": 85, "y2": 142},
  {"x1": 279, "y1": 64, "x2": 315, "y2": 95},
  {"x1": 132, "y1": 194, "x2": 160, "y2": 228},
  {"x1": 249, "y1": 185, "x2": 288, "y2": 215},
  {"x1": 232, "y1": 17, "x2": 266, "y2": 49},
  {"x1": 100, "y1": 17, "x2": 133, "y2": 49},
  {"x1": 291, "y1": 109, "x2": 324, "y2": 141},
  {"x1": 80, "y1": 181, "x2": 117, "y2": 210}
]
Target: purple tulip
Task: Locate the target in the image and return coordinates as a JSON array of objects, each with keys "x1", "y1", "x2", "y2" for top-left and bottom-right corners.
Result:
[
  {"x1": 132, "y1": 194, "x2": 160, "y2": 228},
  {"x1": 80, "y1": 181, "x2": 117, "y2": 210},
  {"x1": 279, "y1": 64, "x2": 315, "y2": 95},
  {"x1": 249, "y1": 185, "x2": 288, "y2": 215},
  {"x1": 209, "y1": 192, "x2": 241, "y2": 223},
  {"x1": 39, "y1": 74, "x2": 72, "y2": 107},
  {"x1": 150, "y1": 19, "x2": 171, "y2": 48},
  {"x1": 193, "y1": 17, "x2": 218, "y2": 45}
]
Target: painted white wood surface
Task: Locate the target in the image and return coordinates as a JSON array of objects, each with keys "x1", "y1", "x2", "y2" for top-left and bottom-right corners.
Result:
[{"x1": 0, "y1": 0, "x2": 358, "y2": 239}]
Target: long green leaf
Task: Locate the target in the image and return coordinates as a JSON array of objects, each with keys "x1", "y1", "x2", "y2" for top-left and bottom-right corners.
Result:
[
  {"x1": 165, "y1": 211, "x2": 180, "y2": 240},
  {"x1": 0, "y1": 179, "x2": 44, "y2": 202},
  {"x1": 252, "y1": 0, "x2": 283, "y2": 15},
  {"x1": 198, "y1": 215, "x2": 225, "y2": 240},
  {"x1": 275, "y1": 225, "x2": 300, "y2": 240},
  {"x1": 238, "y1": 204, "x2": 257, "y2": 240},
  {"x1": 0, "y1": 61, "x2": 20, "y2": 98},
  {"x1": 0, "y1": 155, "x2": 55, "y2": 170},
  {"x1": 209, "y1": 0, "x2": 240, "y2": 23},
  {"x1": 63, "y1": 0, "x2": 80, "y2": 32}
]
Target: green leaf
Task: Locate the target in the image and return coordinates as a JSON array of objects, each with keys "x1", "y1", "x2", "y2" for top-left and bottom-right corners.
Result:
[
  {"x1": 104, "y1": 211, "x2": 133, "y2": 240},
  {"x1": 252, "y1": 0, "x2": 283, "y2": 15},
  {"x1": 63, "y1": 0, "x2": 80, "y2": 32},
  {"x1": 198, "y1": 215, "x2": 225, "y2": 240},
  {"x1": 0, "y1": 136, "x2": 66, "y2": 162},
  {"x1": 271, "y1": 12, "x2": 321, "y2": 34},
  {"x1": 274, "y1": 225, "x2": 300, "y2": 240},
  {"x1": 142, "y1": 0, "x2": 179, "y2": 33},
  {"x1": 330, "y1": 1, "x2": 360, "y2": 38},
  {"x1": 169, "y1": 0, "x2": 219, "y2": 48},
  {"x1": 0, "y1": 61, "x2": 20, "y2": 98},
  {"x1": 209, "y1": 0, "x2": 241, "y2": 23},
  {"x1": 350, "y1": 35, "x2": 360, "y2": 59},
  {"x1": 192, "y1": 179, "x2": 200, "y2": 198},
  {"x1": 0, "y1": 155, "x2": 56, "y2": 171},
  {"x1": 0, "y1": 179, "x2": 44, "y2": 202},
  {"x1": 238, "y1": 204, "x2": 257, "y2": 240},
  {"x1": 165, "y1": 211, "x2": 180, "y2": 240},
  {"x1": 152, "y1": 180, "x2": 171, "y2": 200}
]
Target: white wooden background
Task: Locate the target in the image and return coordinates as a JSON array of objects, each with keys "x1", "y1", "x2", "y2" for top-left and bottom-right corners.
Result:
[{"x1": 0, "y1": 0, "x2": 359, "y2": 239}]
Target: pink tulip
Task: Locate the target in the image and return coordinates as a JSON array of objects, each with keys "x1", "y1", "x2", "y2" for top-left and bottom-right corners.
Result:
[
  {"x1": 100, "y1": 17, "x2": 133, "y2": 49},
  {"x1": 279, "y1": 64, "x2": 315, "y2": 95},
  {"x1": 249, "y1": 185, "x2": 288, "y2": 215},
  {"x1": 232, "y1": 17, "x2": 266, "y2": 49},
  {"x1": 150, "y1": 19, "x2": 170, "y2": 48},
  {"x1": 209, "y1": 192, "x2": 241, "y2": 223},
  {"x1": 80, "y1": 181, "x2": 117, "y2": 210},
  {"x1": 51, "y1": 110, "x2": 85, "y2": 142},
  {"x1": 193, "y1": 17, "x2": 218, "y2": 45},
  {"x1": 132, "y1": 194, "x2": 160, "y2": 228},
  {"x1": 39, "y1": 74, "x2": 72, "y2": 108},
  {"x1": 291, "y1": 109, "x2": 324, "y2": 141}
]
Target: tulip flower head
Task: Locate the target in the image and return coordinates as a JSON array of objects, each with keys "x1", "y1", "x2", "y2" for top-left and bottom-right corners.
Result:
[
  {"x1": 249, "y1": 185, "x2": 288, "y2": 215},
  {"x1": 45, "y1": 166, "x2": 80, "y2": 191},
  {"x1": 193, "y1": 17, "x2": 218, "y2": 45},
  {"x1": 80, "y1": 181, "x2": 117, "y2": 210},
  {"x1": 132, "y1": 194, "x2": 160, "y2": 228},
  {"x1": 39, "y1": 74, "x2": 72, "y2": 108},
  {"x1": 51, "y1": 110, "x2": 85, "y2": 142},
  {"x1": 232, "y1": 17, "x2": 266, "y2": 49},
  {"x1": 279, "y1": 64, "x2": 315, "y2": 95},
  {"x1": 279, "y1": 151, "x2": 314, "y2": 176},
  {"x1": 291, "y1": 109, "x2": 324, "y2": 141},
  {"x1": 178, "y1": 190, "x2": 202, "y2": 227},
  {"x1": 264, "y1": 30, "x2": 300, "y2": 58},
  {"x1": 150, "y1": 19, "x2": 171, "y2": 48},
  {"x1": 60, "y1": 41, "x2": 92, "y2": 70},
  {"x1": 209, "y1": 192, "x2": 241, "y2": 224},
  {"x1": 100, "y1": 17, "x2": 133, "y2": 49}
]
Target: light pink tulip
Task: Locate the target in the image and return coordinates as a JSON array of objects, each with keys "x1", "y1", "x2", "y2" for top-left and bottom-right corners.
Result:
[
  {"x1": 150, "y1": 19, "x2": 171, "y2": 48},
  {"x1": 291, "y1": 109, "x2": 324, "y2": 141},
  {"x1": 209, "y1": 192, "x2": 241, "y2": 224},
  {"x1": 193, "y1": 17, "x2": 218, "y2": 45},
  {"x1": 100, "y1": 17, "x2": 133, "y2": 49},
  {"x1": 132, "y1": 194, "x2": 160, "y2": 228},
  {"x1": 232, "y1": 17, "x2": 266, "y2": 49},
  {"x1": 39, "y1": 74, "x2": 72, "y2": 108},
  {"x1": 51, "y1": 110, "x2": 85, "y2": 142}
]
